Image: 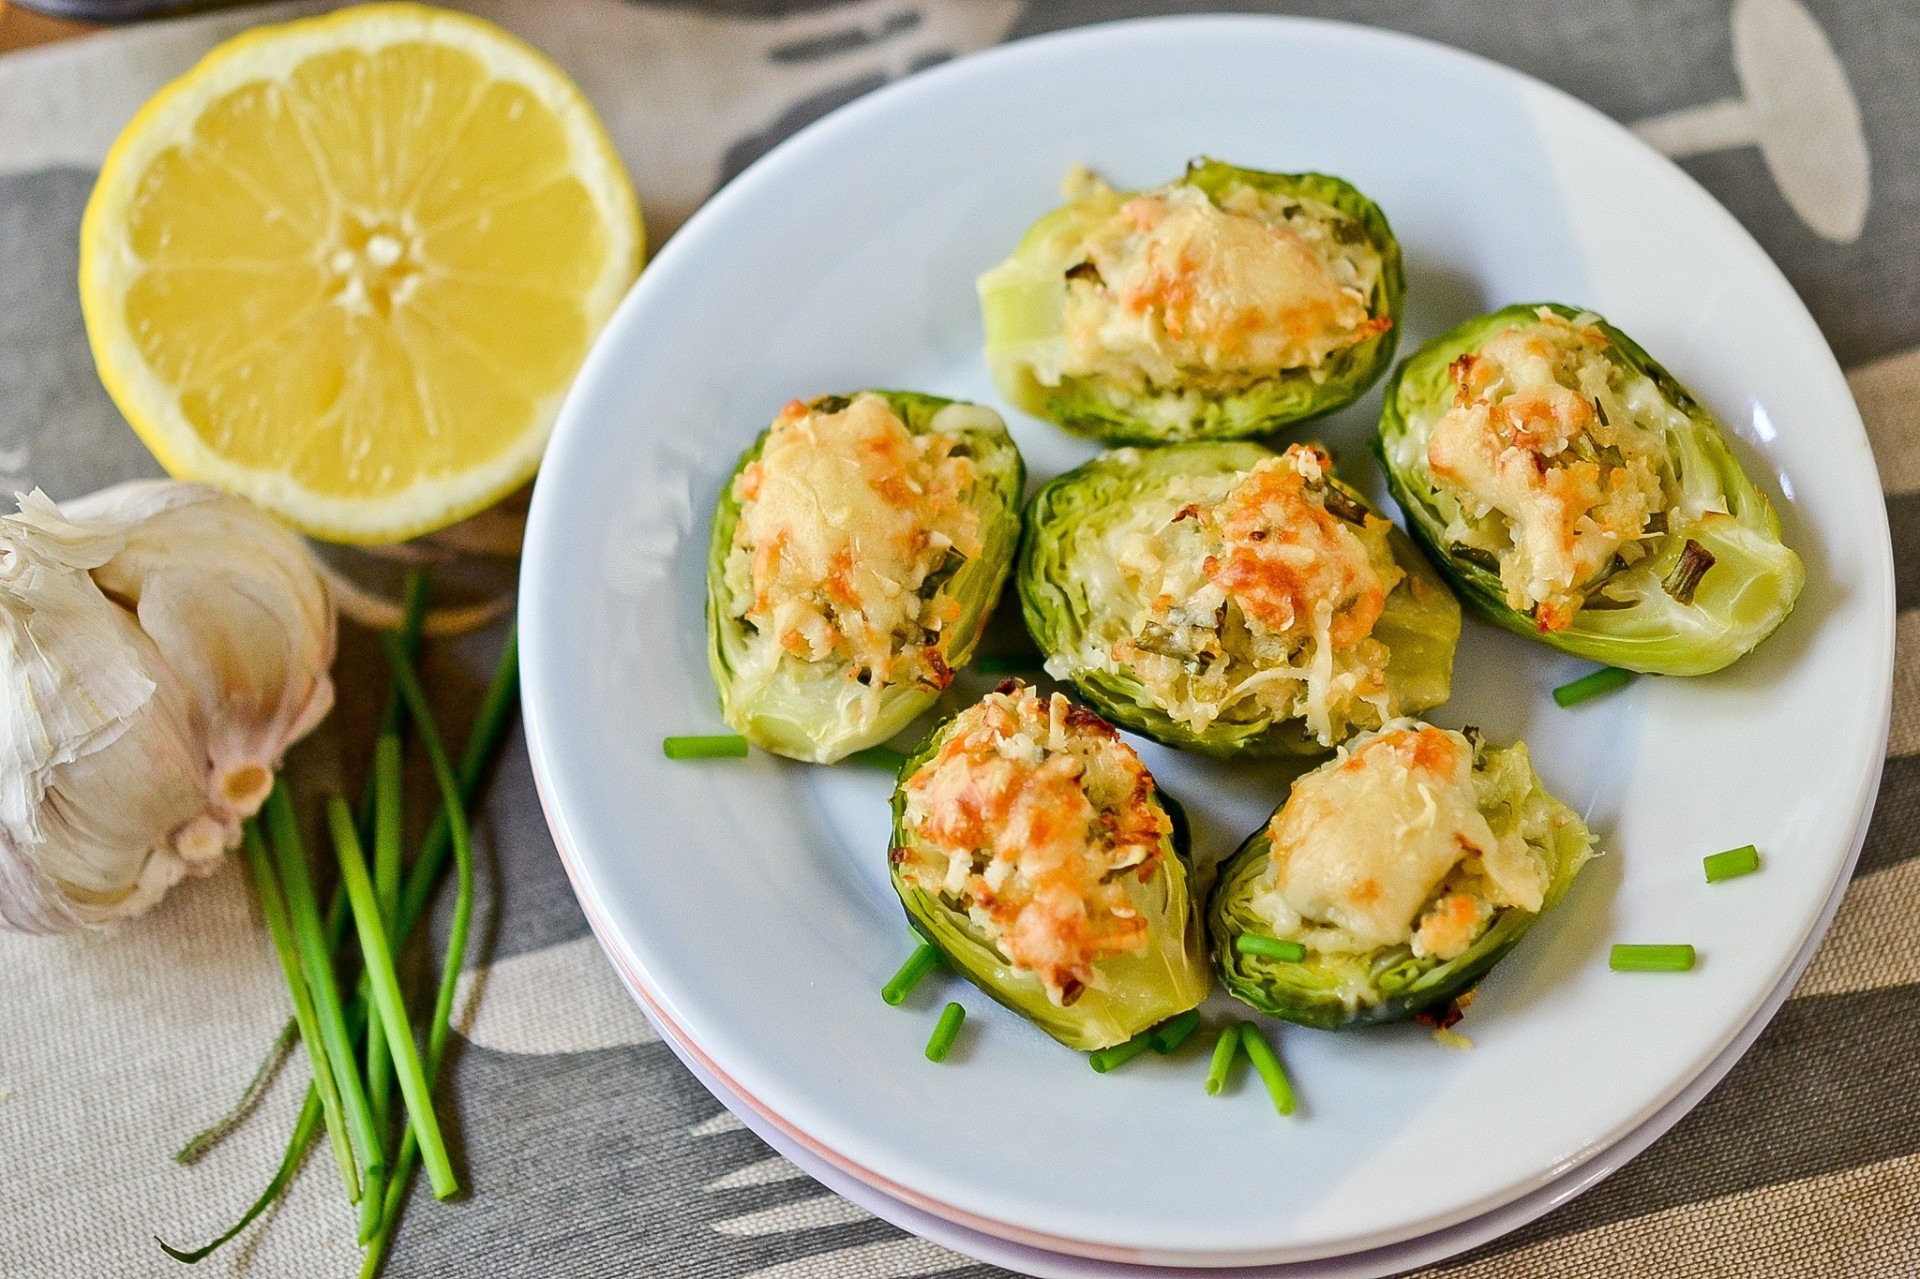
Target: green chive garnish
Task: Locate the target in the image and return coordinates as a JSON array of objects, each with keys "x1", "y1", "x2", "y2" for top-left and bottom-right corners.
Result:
[
  {"x1": 1610, "y1": 943, "x2": 1696, "y2": 972},
  {"x1": 1236, "y1": 935, "x2": 1306, "y2": 962},
  {"x1": 1239, "y1": 1023, "x2": 1296, "y2": 1117},
  {"x1": 1088, "y1": 1032, "x2": 1154, "y2": 1074},
  {"x1": 882, "y1": 942, "x2": 942, "y2": 1006},
  {"x1": 1148, "y1": 1010, "x2": 1202, "y2": 1055},
  {"x1": 1204, "y1": 1025, "x2": 1242, "y2": 1096},
  {"x1": 847, "y1": 746, "x2": 908, "y2": 773},
  {"x1": 925, "y1": 1003, "x2": 966, "y2": 1063},
  {"x1": 1552, "y1": 666, "x2": 1634, "y2": 707},
  {"x1": 975, "y1": 652, "x2": 1041, "y2": 675},
  {"x1": 1704, "y1": 844, "x2": 1760, "y2": 883},
  {"x1": 663, "y1": 734, "x2": 750, "y2": 760}
]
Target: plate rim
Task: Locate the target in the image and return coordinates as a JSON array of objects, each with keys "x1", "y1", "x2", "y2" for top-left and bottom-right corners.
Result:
[{"x1": 519, "y1": 11, "x2": 1895, "y2": 1265}]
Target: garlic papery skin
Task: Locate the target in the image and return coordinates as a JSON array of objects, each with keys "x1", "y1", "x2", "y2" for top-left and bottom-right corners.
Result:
[{"x1": 0, "y1": 483, "x2": 335, "y2": 933}]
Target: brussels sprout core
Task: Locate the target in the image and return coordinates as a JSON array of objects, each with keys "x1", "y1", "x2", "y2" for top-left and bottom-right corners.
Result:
[
  {"x1": 979, "y1": 160, "x2": 1405, "y2": 443},
  {"x1": 889, "y1": 682, "x2": 1209, "y2": 1050},
  {"x1": 1019, "y1": 442, "x2": 1460, "y2": 758},
  {"x1": 1209, "y1": 720, "x2": 1595, "y2": 1029},
  {"x1": 706, "y1": 391, "x2": 1024, "y2": 762},
  {"x1": 1377, "y1": 303, "x2": 1803, "y2": 674}
]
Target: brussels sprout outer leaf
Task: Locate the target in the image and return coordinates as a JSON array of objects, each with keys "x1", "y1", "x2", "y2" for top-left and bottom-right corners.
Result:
[
  {"x1": 1376, "y1": 303, "x2": 1804, "y2": 675},
  {"x1": 1018, "y1": 442, "x2": 1460, "y2": 759},
  {"x1": 888, "y1": 711, "x2": 1210, "y2": 1051},
  {"x1": 707, "y1": 391, "x2": 1025, "y2": 762},
  {"x1": 1207, "y1": 737, "x2": 1595, "y2": 1029},
  {"x1": 979, "y1": 160, "x2": 1404, "y2": 444}
]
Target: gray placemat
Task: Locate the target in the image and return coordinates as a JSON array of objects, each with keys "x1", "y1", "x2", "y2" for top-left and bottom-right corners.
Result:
[{"x1": 2, "y1": 2, "x2": 1916, "y2": 1276}]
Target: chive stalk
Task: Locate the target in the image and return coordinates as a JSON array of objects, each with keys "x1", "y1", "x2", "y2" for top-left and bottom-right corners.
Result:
[
  {"x1": 663, "y1": 734, "x2": 750, "y2": 760},
  {"x1": 173, "y1": 1020, "x2": 295, "y2": 1164},
  {"x1": 1610, "y1": 943, "x2": 1696, "y2": 972},
  {"x1": 157, "y1": 1090, "x2": 324, "y2": 1263},
  {"x1": 1235, "y1": 935, "x2": 1306, "y2": 962},
  {"x1": 1239, "y1": 1023, "x2": 1296, "y2": 1117},
  {"x1": 358, "y1": 572, "x2": 430, "y2": 835},
  {"x1": 1148, "y1": 1010, "x2": 1202, "y2": 1055},
  {"x1": 846, "y1": 746, "x2": 908, "y2": 773},
  {"x1": 238, "y1": 822, "x2": 359, "y2": 1200},
  {"x1": 882, "y1": 942, "x2": 942, "y2": 1006},
  {"x1": 1552, "y1": 666, "x2": 1634, "y2": 707},
  {"x1": 1088, "y1": 1032, "x2": 1153, "y2": 1074},
  {"x1": 925, "y1": 1003, "x2": 966, "y2": 1063},
  {"x1": 380, "y1": 629, "x2": 478, "y2": 1203},
  {"x1": 328, "y1": 798, "x2": 457, "y2": 1200},
  {"x1": 366, "y1": 734, "x2": 405, "y2": 1132},
  {"x1": 1704, "y1": 844, "x2": 1760, "y2": 883},
  {"x1": 1204, "y1": 1025, "x2": 1241, "y2": 1096}
]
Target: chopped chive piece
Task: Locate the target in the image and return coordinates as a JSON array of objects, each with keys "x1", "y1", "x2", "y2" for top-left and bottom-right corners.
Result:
[
  {"x1": 847, "y1": 746, "x2": 908, "y2": 773},
  {"x1": 1148, "y1": 1010, "x2": 1202, "y2": 1055},
  {"x1": 1204, "y1": 1025, "x2": 1242, "y2": 1096},
  {"x1": 1552, "y1": 666, "x2": 1634, "y2": 707},
  {"x1": 882, "y1": 942, "x2": 942, "y2": 1006},
  {"x1": 1236, "y1": 934, "x2": 1306, "y2": 962},
  {"x1": 1610, "y1": 943, "x2": 1696, "y2": 972},
  {"x1": 1089, "y1": 1032, "x2": 1154, "y2": 1074},
  {"x1": 975, "y1": 652, "x2": 1041, "y2": 675},
  {"x1": 1239, "y1": 1023, "x2": 1296, "y2": 1117},
  {"x1": 663, "y1": 734, "x2": 750, "y2": 760},
  {"x1": 925, "y1": 1002, "x2": 966, "y2": 1063},
  {"x1": 1704, "y1": 844, "x2": 1760, "y2": 883}
]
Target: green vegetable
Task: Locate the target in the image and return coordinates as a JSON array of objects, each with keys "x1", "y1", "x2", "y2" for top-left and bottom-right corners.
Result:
[
  {"x1": 265, "y1": 785, "x2": 380, "y2": 1202},
  {"x1": 1704, "y1": 844, "x2": 1760, "y2": 883},
  {"x1": 707, "y1": 390, "x2": 1025, "y2": 763},
  {"x1": 663, "y1": 734, "x2": 750, "y2": 760},
  {"x1": 847, "y1": 746, "x2": 908, "y2": 774},
  {"x1": 1376, "y1": 302, "x2": 1804, "y2": 674},
  {"x1": 328, "y1": 799, "x2": 457, "y2": 1200},
  {"x1": 1235, "y1": 935, "x2": 1306, "y2": 962},
  {"x1": 882, "y1": 942, "x2": 943, "y2": 1006},
  {"x1": 1553, "y1": 665, "x2": 1635, "y2": 707},
  {"x1": 980, "y1": 159, "x2": 1403, "y2": 443},
  {"x1": 1610, "y1": 943, "x2": 1697, "y2": 972},
  {"x1": 1088, "y1": 1032, "x2": 1154, "y2": 1073},
  {"x1": 1204, "y1": 1025, "x2": 1242, "y2": 1096},
  {"x1": 926, "y1": 1002, "x2": 966, "y2": 1062},
  {"x1": 1209, "y1": 724, "x2": 1595, "y2": 1029},
  {"x1": 157, "y1": 1090, "x2": 323, "y2": 1263},
  {"x1": 889, "y1": 691, "x2": 1210, "y2": 1051},
  {"x1": 1148, "y1": 1009, "x2": 1202, "y2": 1054},
  {"x1": 1019, "y1": 443, "x2": 1459, "y2": 757},
  {"x1": 1238, "y1": 1023, "x2": 1297, "y2": 1117}
]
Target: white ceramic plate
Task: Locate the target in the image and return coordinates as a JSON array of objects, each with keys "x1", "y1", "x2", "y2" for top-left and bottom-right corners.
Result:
[{"x1": 520, "y1": 15, "x2": 1892, "y2": 1267}]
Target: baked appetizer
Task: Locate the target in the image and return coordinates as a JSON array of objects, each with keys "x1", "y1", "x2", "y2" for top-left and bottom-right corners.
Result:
[
  {"x1": 707, "y1": 391, "x2": 1023, "y2": 762},
  {"x1": 1018, "y1": 441, "x2": 1459, "y2": 758},
  {"x1": 978, "y1": 159, "x2": 1403, "y2": 444},
  {"x1": 890, "y1": 681, "x2": 1209, "y2": 1050},
  {"x1": 1376, "y1": 303, "x2": 1804, "y2": 673},
  {"x1": 1209, "y1": 720, "x2": 1595, "y2": 1030}
]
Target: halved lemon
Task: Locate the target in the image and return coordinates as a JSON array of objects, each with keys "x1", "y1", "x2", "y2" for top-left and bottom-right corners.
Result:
[{"x1": 80, "y1": 3, "x2": 642, "y2": 543}]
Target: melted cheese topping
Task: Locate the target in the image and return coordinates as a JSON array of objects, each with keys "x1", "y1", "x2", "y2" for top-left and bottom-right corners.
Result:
[
  {"x1": 1088, "y1": 445, "x2": 1402, "y2": 745},
  {"x1": 1250, "y1": 724, "x2": 1546, "y2": 960},
  {"x1": 1424, "y1": 310, "x2": 1670, "y2": 631},
  {"x1": 725, "y1": 394, "x2": 980, "y2": 702},
  {"x1": 1059, "y1": 182, "x2": 1387, "y2": 396},
  {"x1": 898, "y1": 684, "x2": 1169, "y2": 1004}
]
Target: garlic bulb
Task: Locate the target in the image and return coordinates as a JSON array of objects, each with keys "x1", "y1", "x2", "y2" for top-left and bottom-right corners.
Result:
[{"x1": 0, "y1": 482, "x2": 335, "y2": 932}]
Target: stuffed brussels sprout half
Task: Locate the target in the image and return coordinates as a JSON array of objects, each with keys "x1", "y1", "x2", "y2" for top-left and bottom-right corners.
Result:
[
  {"x1": 1376, "y1": 303, "x2": 1804, "y2": 674},
  {"x1": 978, "y1": 159, "x2": 1404, "y2": 444},
  {"x1": 889, "y1": 680, "x2": 1210, "y2": 1051},
  {"x1": 1019, "y1": 441, "x2": 1460, "y2": 758},
  {"x1": 707, "y1": 391, "x2": 1024, "y2": 763},
  {"x1": 1209, "y1": 720, "x2": 1595, "y2": 1030}
]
